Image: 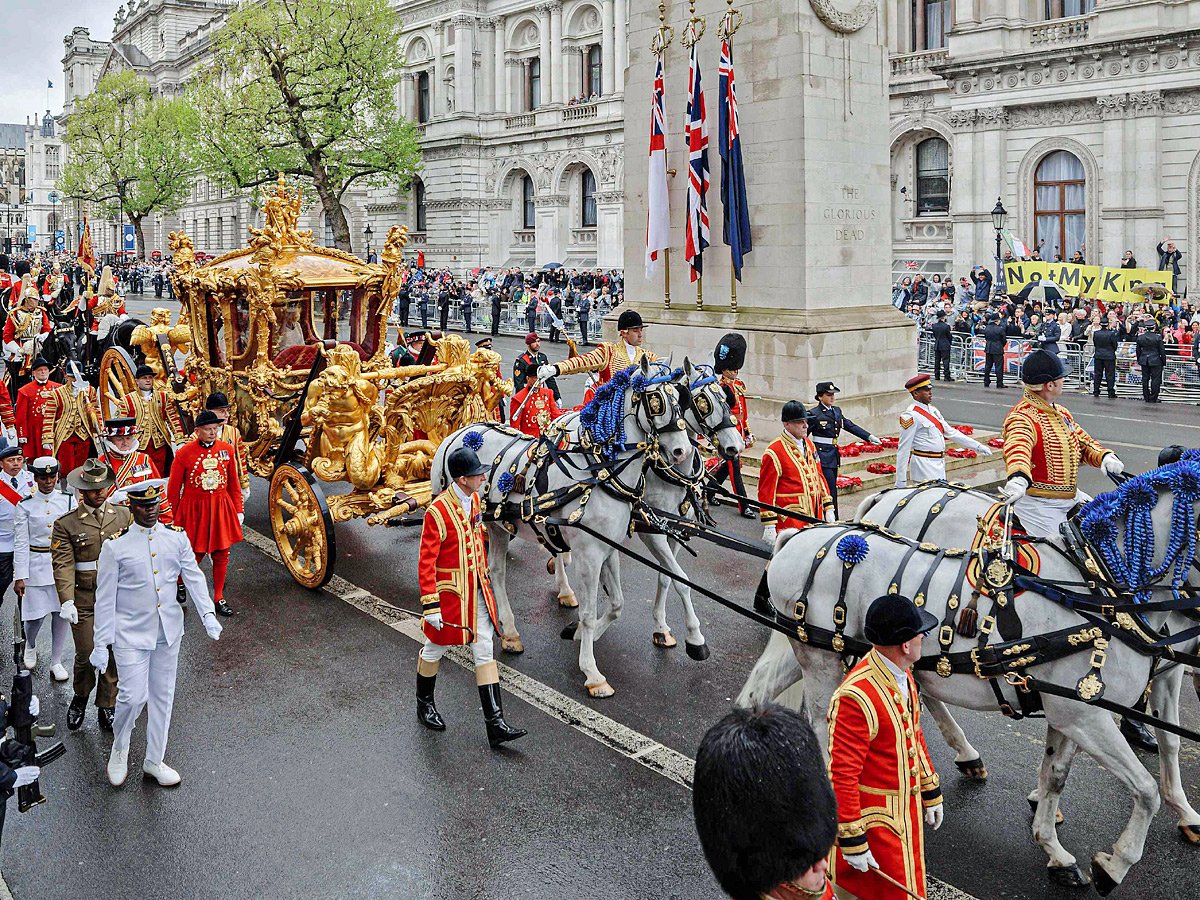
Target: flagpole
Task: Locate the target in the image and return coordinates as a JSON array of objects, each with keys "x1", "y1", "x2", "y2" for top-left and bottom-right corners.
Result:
[
  {"x1": 651, "y1": 1, "x2": 674, "y2": 310},
  {"x1": 683, "y1": 2, "x2": 706, "y2": 312},
  {"x1": 721, "y1": 1, "x2": 744, "y2": 312}
]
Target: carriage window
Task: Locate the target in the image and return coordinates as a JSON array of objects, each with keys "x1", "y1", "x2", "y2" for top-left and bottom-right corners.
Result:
[
  {"x1": 233, "y1": 298, "x2": 251, "y2": 357},
  {"x1": 271, "y1": 302, "x2": 306, "y2": 357},
  {"x1": 207, "y1": 303, "x2": 226, "y2": 367}
]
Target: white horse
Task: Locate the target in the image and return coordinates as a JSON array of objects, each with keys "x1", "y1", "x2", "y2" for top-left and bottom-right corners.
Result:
[
  {"x1": 432, "y1": 357, "x2": 695, "y2": 697},
  {"x1": 554, "y1": 359, "x2": 746, "y2": 653},
  {"x1": 739, "y1": 468, "x2": 1200, "y2": 892}
]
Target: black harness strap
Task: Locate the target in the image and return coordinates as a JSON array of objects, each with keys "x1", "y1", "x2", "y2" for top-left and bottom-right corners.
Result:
[
  {"x1": 793, "y1": 530, "x2": 849, "y2": 643},
  {"x1": 912, "y1": 549, "x2": 948, "y2": 610},
  {"x1": 883, "y1": 491, "x2": 913, "y2": 529},
  {"x1": 887, "y1": 541, "x2": 924, "y2": 597},
  {"x1": 935, "y1": 552, "x2": 976, "y2": 677}
]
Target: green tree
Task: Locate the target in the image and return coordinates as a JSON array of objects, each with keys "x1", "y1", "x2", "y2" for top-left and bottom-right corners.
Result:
[
  {"x1": 59, "y1": 70, "x2": 193, "y2": 260},
  {"x1": 185, "y1": 0, "x2": 422, "y2": 253}
]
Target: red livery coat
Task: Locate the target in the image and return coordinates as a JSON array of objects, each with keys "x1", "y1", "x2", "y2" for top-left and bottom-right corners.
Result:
[
  {"x1": 15, "y1": 379, "x2": 59, "y2": 459},
  {"x1": 510, "y1": 384, "x2": 560, "y2": 437},
  {"x1": 418, "y1": 489, "x2": 498, "y2": 646},
  {"x1": 758, "y1": 431, "x2": 832, "y2": 529},
  {"x1": 98, "y1": 451, "x2": 173, "y2": 524},
  {"x1": 0, "y1": 387, "x2": 14, "y2": 432},
  {"x1": 720, "y1": 375, "x2": 753, "y2": 443},
  {"x1": 1002, "y1": 389, "x2": 1110, "y2": 500},
  {"x1": 828, "y1": 650, "x2": 941, "y2": 900},
  {"x1": 167, "y1": 438, "x2": 244, "y2": 553}
]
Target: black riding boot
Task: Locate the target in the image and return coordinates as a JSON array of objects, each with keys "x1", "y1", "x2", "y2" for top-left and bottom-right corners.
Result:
[
  {"x1": 1120, "y1": 716, "x2": 1158, "y2": 752},
  {"x1": 754, "y1": 569, "x2": 774, "y2": 617},
  {"x1": 479, "y1": 683, "x2": 526, "y2": 747},
  {"x1": 416, "y1": 674, "x2": 445, "y2": 731}
]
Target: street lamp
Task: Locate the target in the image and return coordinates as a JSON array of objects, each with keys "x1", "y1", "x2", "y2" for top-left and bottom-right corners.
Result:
[
  {"x1": 364, "y1": 223, "x2": 373, "y2": 260},
  {"x1": 991, "y1": 197, "x2": 1007, "y2": 260}
]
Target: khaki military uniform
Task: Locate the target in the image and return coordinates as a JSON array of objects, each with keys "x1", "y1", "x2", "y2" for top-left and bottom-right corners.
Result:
[{"x1": 50, "y1": 501, "x2": 132, "y2": 707}]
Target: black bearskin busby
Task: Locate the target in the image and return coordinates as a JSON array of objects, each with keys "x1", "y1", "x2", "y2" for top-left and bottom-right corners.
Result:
[{"x1": 713, "y1": 332, "x2": 747, "y2": 375}]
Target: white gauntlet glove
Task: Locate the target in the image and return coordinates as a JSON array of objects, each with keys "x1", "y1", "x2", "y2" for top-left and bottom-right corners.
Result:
[
  {"x1": 979, "y1": 445, "x2": 994, "y2": 456},
  {"x1": 202, "y1": 612, "x2": 223, "y2": 640},
  {"x1": 925, "y1": 802, "x2": 944, "y2": 831},
  {"x1": 13, "y1": 766, "x2": 40, "y2": 788},
  {"x1": 424, "y1": 612, "x2": 444, "y2": 631},
  {"x1": 844, "y1": 848, "x2": 878, "y2": 873},
  {"x1": 89, "y1": 646, "x2": 109, "y2": 673},
  {"x1": 28, "y1": 695, "x2": 38, "y2": 718},
  {"x1": 59, "y1": 600, "x2": 79, "y2": 625},
  {"x1": 536, "y1": 365, "x2": 558, "y2": 382},
  {"x1": 824, "y1": 509, "x2": 836, "y2": 523},
  {"x1": 762, "y1": 523, "x2": 777, "y2": 542},
  {"x1": 1001, "y1": 477, "x2": 1028, "y2": 505},
  {"x1": 237, "y1": 512, "x2": 244, "y2": 526},
  {"x1": 1101, "y1": 454, "x2": 1125, "y2": 477}
]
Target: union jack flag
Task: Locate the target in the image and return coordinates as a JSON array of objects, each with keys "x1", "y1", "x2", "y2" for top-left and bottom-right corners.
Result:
[
  {"x1": 718, "y1": 38, "x2": 752, "y2": 280},
  {"x1": 972, "y1": 337, "x2": 1031, "y2": 375},
  {"x1": 685, "y1": 43, "x2": 709, "y2": 282},
  {"x1": 904, "y1": 260, "x2": 919, "y2": 270},
  {"x1": 645, "y1": 57, "x2": 671, "y2": 280}
]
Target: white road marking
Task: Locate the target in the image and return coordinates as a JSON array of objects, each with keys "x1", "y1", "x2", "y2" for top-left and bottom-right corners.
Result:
[{"x1": 242, "y1": 525, "x2": 979, "y2": 900}]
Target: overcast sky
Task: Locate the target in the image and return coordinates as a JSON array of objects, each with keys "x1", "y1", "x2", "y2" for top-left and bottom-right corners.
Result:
[{"x1": 0, "y1": 0, "x2": 114, "y2": 124}]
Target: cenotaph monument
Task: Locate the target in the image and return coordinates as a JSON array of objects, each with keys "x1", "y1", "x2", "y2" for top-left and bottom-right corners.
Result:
[{"x1": 618, "y1": 0, "x2": 916, "y2": 441}]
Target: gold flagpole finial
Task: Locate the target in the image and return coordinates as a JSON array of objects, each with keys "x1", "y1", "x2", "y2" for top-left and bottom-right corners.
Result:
[{"x1": 651, "y1": 0, "x2": 674, "y2": 56}]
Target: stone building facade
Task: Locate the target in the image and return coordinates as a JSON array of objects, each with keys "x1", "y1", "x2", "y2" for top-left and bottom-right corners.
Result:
[{"x1": 888, "y1": 0, "x2": 1200, "y2": 293}]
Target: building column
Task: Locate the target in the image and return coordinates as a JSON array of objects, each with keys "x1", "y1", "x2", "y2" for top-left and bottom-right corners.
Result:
[
  {"x1": 506, "y1": 58, "x2": 522, "y2": 114},
  {"x1": 493, "y1": 17, "x2": 506, "y2": 114},
  {"x1": 479, "y1": 19, "x2": 495, "y2": 114},
  {"x1": 453, "y1": 16, "x2": 475, "y2": 114},
  {"x1": 1100, "y1": 97, "x2": 1127, "y2": 264},
  {"x1": 432, "y1": 22, "x2": 445, "y2": 116},
  {"x1": 522, "y1": 57, "x2": 532, "y2": 111},
  {"x1": 594, "y1": 190, "x2": 623, "y2": 268},
  {"x1": 534, "y1": 196, "x2": 565, "y2": 266},
  {"x1": 601, "y1": 0, "x2": 616, "y2": 96},
  {"x1": 400, "y1": 72, "x2": 415, "y2": 121},
  {"x1": 614, "y1": 0, "x2": 627, "y2": 89},
  {"x1": 914, "y1": 0, "x2": 926, "y2": 52},
  {"x1": 563, "y1": 47, "x2": 580, "y2": 102},
  {"x1": 538, "y1": 4, "x2": 552, "y2": 107},
  {"x1": 550, "y1": 2, "x2": 564, "y2": 104}
]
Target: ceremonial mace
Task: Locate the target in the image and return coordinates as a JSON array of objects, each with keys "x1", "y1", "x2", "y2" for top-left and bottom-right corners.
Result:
[{"x1": 682, "y1": 1, "x2": 706, "y2": 311}]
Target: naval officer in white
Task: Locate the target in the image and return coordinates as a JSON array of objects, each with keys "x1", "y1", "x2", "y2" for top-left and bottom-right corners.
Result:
[
  {"x1": 895, "y1": 374, "x2": 992, "y2": 488},
  {"x1": 92, "y1": 479, "x2": 222, "y2": 787}
]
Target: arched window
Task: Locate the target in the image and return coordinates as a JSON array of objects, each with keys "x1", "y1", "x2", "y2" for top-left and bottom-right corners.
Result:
[
  {"x1": 417, "y1": 71, "x2": 430, "y2": 122},
  {"x1": 414, "y1": 180, "x2": 427, "y2": 232},
  {"x1": 1034, "y1": 150, "x2": 1086, "y2": 260},
  {"x1": 915, "y1": 137, "x2": 949, "y2": 215},
  {"x1": 911, "y1": 0, "x2": 952, "y2": 51},
  {"x1": 581, "y1": 169, "x2": 597, "y2": 227},
  {"x1": 1045, "y1": 0, "x2": 1095, "y2": 20},
  {"x1": 522, "y1": 175, "x2": 536, "y2": 229},
  {"x1": 587, "y1": 45, "x2": 602, "y2": 97},
  {"x1": 528, "y1": 57, "x2": 541, "y2": 110}
]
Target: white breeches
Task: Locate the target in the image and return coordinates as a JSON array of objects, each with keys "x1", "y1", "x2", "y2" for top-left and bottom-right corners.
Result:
[
  {"x1": 1014, "y1": 490, "x2": 1091, "y2": 538},
  {"x1": 907, "y1": 454, "x2": 947, "y2": 486},
  {"x1": 111, "y1": 623, "x2": 181, "y2": 765},
  {"x1": 419, "y1": 600, "x2": 496, "y2": 668}
]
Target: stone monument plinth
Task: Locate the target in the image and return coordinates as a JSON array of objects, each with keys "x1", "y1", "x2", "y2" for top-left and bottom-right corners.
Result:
[{"x1": 618, "y1": 0, "x2": 916, "y2": 442}]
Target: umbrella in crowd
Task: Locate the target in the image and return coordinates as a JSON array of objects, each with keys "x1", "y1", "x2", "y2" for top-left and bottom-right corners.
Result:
[
  {"x1": 1132, "y1": 282, "x2": 1170, "y2": 302},
  {"x1": 1016, "y1": 280, "x2": 1069, "y2": 306},
  {"x1": 542, "y1": 262, "x2": 564, "y2": 269}
]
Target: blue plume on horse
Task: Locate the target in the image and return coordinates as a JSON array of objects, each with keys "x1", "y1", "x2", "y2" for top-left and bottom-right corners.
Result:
[
  {"x1": 579, "y1": 365, "x2": 678, "y2": 460},
  {"x1": 463, "y1": 430, "x2": 484, "y2": 450},
  {"x1": 836, "y1": 534, "x2": 870, "y2": 565}
]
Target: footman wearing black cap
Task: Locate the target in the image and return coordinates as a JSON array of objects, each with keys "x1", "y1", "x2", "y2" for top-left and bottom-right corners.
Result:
[
  {"x1": 538, "y1": 307, "x2": 657, "y2": 389},
  {"x1": 806, "y1": 382, "x2": 879, "y2": 518}
]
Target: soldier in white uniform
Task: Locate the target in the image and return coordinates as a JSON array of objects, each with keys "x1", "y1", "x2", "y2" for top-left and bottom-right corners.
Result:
[
  {"x1": 0, "y1": 445, "x2": 34, "y2": 608},
  {"x1": 894, "y1": 375, "x2": 992, "y2": 488},
  {"x1": 14, "y1": 457, "x2": 75, "y2": 677},
  {"x1": 92, "y1": 480, "x2": 223, "y2": 788}
]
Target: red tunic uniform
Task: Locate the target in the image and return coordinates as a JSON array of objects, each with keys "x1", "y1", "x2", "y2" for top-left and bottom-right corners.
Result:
[
  {"x1": 167, "y1": 438, "x2": 244, "y2": 553},
  {"x1": 758, "y1": 431, "x2": 833, "y2": 530},
  {"x1": 2, "y1": 308, "x2": 51, "y2": 347},
  {"x1": 1002, "y1": 389, "x2": 1110, "y2": 500},
  {"x1": 15, "y1": 379, "x2": 59, "y2": 459},
  {"x1": 828, "y1": 650, "x2": 941, "y2": 900},
  {"x1": 418, "y1": 489, "x2": 498, "y2": 646},
  {"x1": 86, "y1": 292, "x2": 127, "y2": 334},
  {"x1": 117, "y1": 389, "x2": 185, "y2": 476},
  {"x1": 510, "y1": 384, "x2": 561, "y2": 437},
  {"x1": 98, "y1": 451, "x2": 173, "y2": 524},
  {"x1": 554, "y1": 340, "x2": 657, "y2": 386},
  {"x1": 0, "y1": 387, "x2": 14, "y2": 433},
  {"x1": 41, "y1": 381, "x2": 100, "y2": 473}
]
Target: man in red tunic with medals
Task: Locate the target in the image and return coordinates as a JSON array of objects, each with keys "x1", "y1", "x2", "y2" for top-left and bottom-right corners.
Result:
[
  {"x1": 415, "y1": 446, "x2": 526, "y2": 748},
  {"x1": 510, "y1": 360, "x2": 561, "y2": 437},
  {"x1": 116, "y1": 365, "x2": 185, "y2": 477},
  {"x1": 203, "y1": 392, "x2": 251, "y2": 502},
  {"x1": 828, "y1": 594, "x2": 944, "y2": 900},
  {"x1": 167, "y1": 409, "x2": 243, "y2": 617},
  {"x1": 695, "y1": 704, "x2": 837, "y2": 900},
  {"x1": 14, "y1": 357, "x2": 58, "y2": 461}
]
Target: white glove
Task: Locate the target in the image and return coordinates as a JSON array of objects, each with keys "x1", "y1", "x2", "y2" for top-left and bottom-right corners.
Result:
[
  {"x1": 28, "y1": 695, "x2": 38, "y2": 718},
  {"x1": 868, "y1": 434, "x2": 881, "y2": 445},
  {"x1": 1101, "y1": 454, "x2": 1125, "y2": 477},
  {"x1": 237, "y1": 512, "x2": 245, "y2": 525},
  {"x1": 59, "y1": 599, "x2": 79, "y2": 625},
  {"x1": 4, "y1": 427, "x2": 15, "y2": 446},
  {"x1": 242, "y1": 487, "x2": 251, "y2": 502},
  {"x1": 979, "y1": 445, "x2": 994, "y2": 456},
  {"x1": 762, "y1": 523, "x2": 777, "y2": 542},
  {"x1": 13, "y1": 766, "x2": 40, "y2": 788},
  {"x1": 824, "y1": 509, "x2": 836, "y2": 523},
  {"x1": 1001, "y1": 477, "x2": 1027, "y2": 505},
  {"x1": 925, "y1": 802, "x2": 944, "y2": 831},
  {"x1": 424, "y1": 612, "x2": 444, "y2": 631},
  {"x1": 202, "y1": 612, "x2": 223, "y2": 640},
  {"x1": 536, "y1": 365, "x2": 558, "y2": 382},
  {"x1": 89, "y1": 646, "x2": 109, "y2": 673},
  {"x1": 844, "y1": 848, "x2": 878, "y2": 873}
]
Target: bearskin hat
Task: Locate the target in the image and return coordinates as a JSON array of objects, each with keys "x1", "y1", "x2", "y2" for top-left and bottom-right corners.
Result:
[{"x1": 713, "y1": 332, "x2": 747, "y2": 374}]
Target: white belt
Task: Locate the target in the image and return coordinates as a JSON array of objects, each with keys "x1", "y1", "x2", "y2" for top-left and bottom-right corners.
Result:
[
  {"x1": 74, "y1": 561, "x2": 97, "y2": 572},
  {"x1": 810, "y1": 436, "x2": 835, "y2": 445}
]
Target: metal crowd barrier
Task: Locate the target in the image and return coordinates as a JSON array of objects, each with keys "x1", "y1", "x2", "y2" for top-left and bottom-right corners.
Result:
[
  {"x1": 918, "y1": 330, "x2": 1200, "y2": 403},
  {"x1": 391, "y1": 298, "x2": 607, "y2": 343}
]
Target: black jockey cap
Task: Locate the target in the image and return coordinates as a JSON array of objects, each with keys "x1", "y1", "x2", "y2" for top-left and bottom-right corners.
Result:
[
  {"x1": 135, "y1": 364, "x2": 155, "y2": 379},
  {"x1": 30, "y1": 356, "x2": 49, "y2": 372},
  {"x1": 714, "y1": 332, "x2": 747, "y2": 375},
  {"x1": 617, "y1": 309, "x2": 643, "y2": 331},
  {"x1": 781, "y1": 400, "x2": 807, "y2": 422},
  {"x1": 205, "y1": 391, "x2": 230, "y2": 410},
  {"x1": 1021, "y1": 348, "x2": 1069, "y2": 385},
  {"x1": 864, "y1": 594, "x2": 938, "y2": 646},
  {"x1": 194, "y1": 409, "x2": 221, "y2": 428},
  {"x1": 125, "y1": 479, "x2": 166, "y2": 505},
  {"x1": 813, "y1": 381, "x2": 840, "y2": 400},
  {"x1": 447, "y1": 446, "x2": 487, "y2": 479},
  {"x1": 694, "y1": 704, "x2": 836, "y2": 900},
  {"x1": 1159, "y1": 445, "x2": 1188, "y2": 468}
]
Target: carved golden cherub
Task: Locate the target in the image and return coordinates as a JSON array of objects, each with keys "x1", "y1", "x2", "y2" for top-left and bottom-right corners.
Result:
[
  {"x1": 129, "y1": 307, "x2": 193, "y2": 387},
  {"x1": 303, "y1": 344, "x2": 388, "y2": 489}
]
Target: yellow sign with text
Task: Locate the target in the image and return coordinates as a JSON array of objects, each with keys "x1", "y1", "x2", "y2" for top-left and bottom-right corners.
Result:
[{"x1": 1002, "y1": 261, "x2": 1050, "y2": 293}]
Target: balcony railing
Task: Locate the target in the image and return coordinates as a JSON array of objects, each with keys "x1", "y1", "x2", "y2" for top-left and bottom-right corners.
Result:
[
  {"x1": 890, "y1": 48, "x2": 948, "y2": 79},
  {"x1": 407, "y1": 231, "x2": 427, "y2": 246},
  {"x1": 504, "y1": 113, "x2": 536, "y2": 129},
  {"x1": 1029, "y1": 15, "x2": 1093, "y2": 47},
  {"x1": 562, "y1": 103, "x2": 598, "y2": 122},
  {"x1": 571, "y1": 227, "x2": 598, "y2": 244},
  {"x1": 513, "y1": 229, "x2": 536, "y2": 245}
]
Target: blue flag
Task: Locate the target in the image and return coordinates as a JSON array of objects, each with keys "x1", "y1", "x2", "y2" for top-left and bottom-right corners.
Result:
[
  {"x1": 718, "y1": 38, "x2": 752, "y2": 281},
  {"x1": 47, "y1": 80, "x2": 53, "y2": 89}
]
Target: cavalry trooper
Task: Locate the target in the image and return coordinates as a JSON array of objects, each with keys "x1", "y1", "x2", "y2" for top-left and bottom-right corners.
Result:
[
  {"x1": 706, "y1": 333, "x2": 756, "y2": 518},
  {"x1": 92, "y1": 480, "x2": 222, "y2": 787},
  {"x1": 2, "y1": 274, "x2": 51, "y2": 389},
  {"x1": 14, "y1": 457, "x2": 75, "y2": 678},
  {"x1": 416, "y1": 446, "x2": 526, "y2": 748},
  {"x1": 537, "y1": 308, "x2": 655, "y2": 391},
  {"x1": 999, "y1": 349, "x2": 1153, "y2": 751},
  {"x1": 807, "y1": 381, "x2": 879, "y2": 518},
  {"x1": 51, "y1": 459, "x2": 131, "y2": 732},
  {"x1": 116, "y1": 365, "x2": 185, "y2": 477},
  {"x1": 828, "y1": 594, "x2": 943, "y2": 900},
  {"x1": 894, "y1": 374, "x2": 991, "y2": 488}
]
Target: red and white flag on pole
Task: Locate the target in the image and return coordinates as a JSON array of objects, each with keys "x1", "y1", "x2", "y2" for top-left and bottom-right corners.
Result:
[
  {"x1": 684, "y1": 43, "x2": 710, "y2": 282},
  {"x1": 645, "y1": 56, "x2": 670, "y2": 280}
]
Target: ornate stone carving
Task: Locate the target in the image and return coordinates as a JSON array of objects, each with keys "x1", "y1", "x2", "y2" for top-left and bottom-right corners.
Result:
[
  {"x1": 807, "y1": 0, "x2": 877, "y2": 34},
  {"x1": 902, "y1": 94, "x2": 933, "y2": 111},
  {"x1": 945, "y1": 110, "x2": 976, "y2": 131},
  {"x1": 1007, "y1": 100, "x2": 1101, "y2": 128},
  {"x1": 533, "y1": 193, "x2": 569, "y2": 208},
  {"x1": 1164, "y1": 89, "x2": 1200, "y2": 114},
  {"x1": 976, "y1": 107, "x2": 1008, "y2": 128},
  {"x1": 1096, "y1": 94, "x2": 1127, "y2": 119},
  {"x1": 1129, "y1": 90, "x2": 1163, "y2": 113}
]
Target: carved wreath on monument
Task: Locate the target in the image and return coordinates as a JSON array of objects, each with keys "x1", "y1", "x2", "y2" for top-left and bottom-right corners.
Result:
[{"x1": 808, "y1": 0, "x2": 877, "y2": 34}]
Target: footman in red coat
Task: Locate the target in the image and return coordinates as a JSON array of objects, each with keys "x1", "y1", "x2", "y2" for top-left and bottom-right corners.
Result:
[{"x1": 166, "y1": 409, "x2": 243, "y2": 617}]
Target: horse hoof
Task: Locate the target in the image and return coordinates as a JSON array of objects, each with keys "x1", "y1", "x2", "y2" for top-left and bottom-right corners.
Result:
[
  {"x1": 501, "y1": 635, "x2": 524, "y2": 654},
  {"x1": 560, "y1": 622, "x2": 580, "y2": 640},
  {"x1": 954, "y1": 757, "x2": 988, "y2": 781},
  {"x1": 546, "y1": 557, "x2": 556, "y2": 575},
  {"x1": 653, "y1": 632, "x2": 677, "y2": 648},
  {"x1": 1047, "y1": 864, "x2": 1089, "y2": 889},
  {"x1": 557, "y1": 593, "x2": 578, "y2": 609},
  {"x1": 1027, "y1": 797, "x2": 1066, "y2": 824},
  {"x1": 586, "y1": 681, "x2": 615, "y2": 699},
  {"x1": 1090, "y1": 858, "x2": 1119, "y2": 897},
  {"x1": 686, "y1": 641, "x2": 711, "y2": 661},
  {"x1": 1179, "y1": 824, "x2": 1200, "y2": 845}
]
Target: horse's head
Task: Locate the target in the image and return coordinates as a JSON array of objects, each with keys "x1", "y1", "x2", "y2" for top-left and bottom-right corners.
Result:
[
  {"x1": 628, "y1": 357, "x2": 693, "y2": 467},
  {"x1": 676, "y1": 357, "x2": 744, "y2": 461}
]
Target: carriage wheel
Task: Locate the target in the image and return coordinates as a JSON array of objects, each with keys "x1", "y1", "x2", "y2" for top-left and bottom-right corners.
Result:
[
  {"x1": 269, "y1": 463, "x2": 336, "y2": 589},
  {"x1": 98, "y1": 347, "x2": 137, "y2": 422}
]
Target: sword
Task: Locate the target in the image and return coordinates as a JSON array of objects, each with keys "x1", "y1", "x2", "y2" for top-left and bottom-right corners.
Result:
[{"x1": 510, "y1": 375, "x2": 547, "y2": 423}]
